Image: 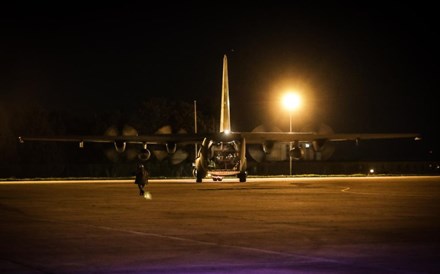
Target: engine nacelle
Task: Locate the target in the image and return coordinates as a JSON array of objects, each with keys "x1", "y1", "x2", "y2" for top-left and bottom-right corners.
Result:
[
  {"x1": 289, "y1": 146, "x2": 304, "y2": 160},
  {"x1": 312, "y1": 139, "x2": 327, "y2": 152},
  {"x1": 166, "y1": 142, "x2": 177, "y2": 154},
  {"x1": 262, "y1": 142, "x2": 275, "y2": 154},
  {"x1": 138, "y1": 148, "x2": 151, "y2": 161},
  {"x1": 114, "y1": 140, "x2": 126, "y2": 153}
]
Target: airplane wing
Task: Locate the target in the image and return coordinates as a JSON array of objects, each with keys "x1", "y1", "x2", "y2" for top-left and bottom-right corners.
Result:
[
  {"x1": 238, "y1": 132, "x2": 422, "y2": 143},
  {"x1": 18, "y1": 134, "x2": 205, "y2": 146},
  {"x1": 19, "y1": 131, "x2": 421, "y2": 146}
]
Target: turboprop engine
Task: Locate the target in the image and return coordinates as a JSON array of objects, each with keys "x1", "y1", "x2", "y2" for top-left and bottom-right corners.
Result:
[
  {"x1": 113, "y1": 140, "x2": 126, "y2": 152},
  {"x1": 248, "y1": 124, "x2": 287, "y2": 163},
  {"x1": 301, "y1": 123, "x2": 335, "y2": 161},
  {"x1": 152, "y1": 125, "x2": 189, "y2": 165},
  {"x1": 138, "y1": 145, "x2": 151, "y2": 161},
  {"x1": 288, "y1": 143, "x2": 304, "y2": 160},
  {"x1": 104, "y1": 124, "x2": 139, "y2": 162}
]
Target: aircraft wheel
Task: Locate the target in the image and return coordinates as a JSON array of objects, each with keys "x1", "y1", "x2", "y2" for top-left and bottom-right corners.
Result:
[
  {"x1": 238, "y1": 172, "x2": 247, "y2": 183},
  {"x1": 194, "y1": 170, "x2": 203, "y2": 183}
]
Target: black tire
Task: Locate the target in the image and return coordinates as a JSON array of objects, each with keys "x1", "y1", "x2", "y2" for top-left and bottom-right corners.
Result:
[
  {"x1": 196, "y1": 176, "x2": 202, "y2": 183},
  {"x1": 238, "y1": 172, "x2": 247, "y2": 183},
  {"x1": 194, "y1": 169, "x2": 203, "y2": 183}
]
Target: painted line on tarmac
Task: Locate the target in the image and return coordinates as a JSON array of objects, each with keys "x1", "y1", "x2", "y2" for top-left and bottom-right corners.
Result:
[
  {"x1": 341, "y1": 187, "x2": 351, "y2": 192},
  {"x1": 340, "y1": 186, "x2": 380, "y2": 195},
  {"x1": 36, "y1": 216, "x2": 332, "y2": 263},
  {"x1": 70, "y1": 221, "x2": 414, "y2": 273},
  {"x1": 88, "y1": 223, "x2": 343, "y2": 263}
]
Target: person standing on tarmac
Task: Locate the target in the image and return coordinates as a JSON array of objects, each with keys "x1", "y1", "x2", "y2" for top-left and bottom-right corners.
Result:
[{"x1": 134, "y1": 163, "x2": 149, "y2": 196}]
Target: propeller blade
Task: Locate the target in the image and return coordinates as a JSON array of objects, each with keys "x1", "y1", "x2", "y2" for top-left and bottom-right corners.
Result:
[
  {"x1": 302, "y1": 123, "x2": 336, "y2": 160},
  {"x1": 103, "y1": 124, "x2": 140, "y2": 162},
  {"x1": 248, "y1": 124, "x2": 285, "y2": 162},
  {"x1": 122, "y1": 124, "x2": 138, "y2": 136},
  {"x1": 105, "y1": 125, "x2": 119, "y2": 136},
  {"x1": 171, "y1": 149, "x2": 189, "y2": 165}
]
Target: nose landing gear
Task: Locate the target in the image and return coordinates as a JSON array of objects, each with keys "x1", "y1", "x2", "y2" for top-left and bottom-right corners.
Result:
[{"x1": 212, "y1": 176, "x2": 223, "y2": 181}]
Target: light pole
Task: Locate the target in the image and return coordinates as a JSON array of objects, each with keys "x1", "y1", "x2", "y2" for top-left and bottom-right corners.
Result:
[
  {"x1": 282, "y1": 92, "x2": 301, "y2": 176},
  {"x1": 194, "y1": 100, "x2": 198, "y2": 158},
  {"x1": 289, "y1": 111, "x2": 292, "y2": 175}
]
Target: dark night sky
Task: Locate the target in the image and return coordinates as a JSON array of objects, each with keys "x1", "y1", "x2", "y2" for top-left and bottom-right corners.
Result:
[{"x1": 1, "y1": 3, "x2": 438, "y2": 156}]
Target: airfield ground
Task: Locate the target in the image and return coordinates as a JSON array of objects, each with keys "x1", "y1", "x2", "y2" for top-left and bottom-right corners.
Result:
[{"x1": 1, "y1": 176, "x2": 439, "y2": 273}]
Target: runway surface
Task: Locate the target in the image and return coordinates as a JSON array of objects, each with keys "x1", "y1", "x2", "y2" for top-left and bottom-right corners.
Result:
[{"x1": 1, "y1": 176, "x2": 440, "y2": 273}]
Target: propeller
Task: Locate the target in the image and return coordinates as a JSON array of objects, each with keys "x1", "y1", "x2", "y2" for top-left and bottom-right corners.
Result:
[
  {"x1": 248, "y1": 124, "x2": 286, "y2": 163},
  {"x1": 152, "y1": 125, "x2": 189, "y2": 165},
  {"x1": 301, "y1": 123, "x2": 335, "y2": 160},
  {"x1": 104, "y1": 124, "x2": 139, "y2": 162},
  {"x1": 153, "y1": 125, "x2": 171, "y2": 161}
]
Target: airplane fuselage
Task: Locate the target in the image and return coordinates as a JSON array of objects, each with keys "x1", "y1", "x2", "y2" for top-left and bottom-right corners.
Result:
[
  {"x1": 193, "y1": 134, "x2": 247, "y2": 182},
  {"x1": 207, "y1": 140, "x2": 241, "y2": 180}
]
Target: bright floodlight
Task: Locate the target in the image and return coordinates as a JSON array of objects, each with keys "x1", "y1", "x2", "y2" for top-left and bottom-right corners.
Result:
[{"x1": 282, "y1": 92, "x2": 301, "y2": 111}]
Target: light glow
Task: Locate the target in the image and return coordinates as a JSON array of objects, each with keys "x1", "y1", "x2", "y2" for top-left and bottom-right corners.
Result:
[
  {"x1": 143, "y1": 191, "x2": 152, "y2": 200},
  {"x1": 282, "y1": 92, "x2": 301, "y2": 111}
]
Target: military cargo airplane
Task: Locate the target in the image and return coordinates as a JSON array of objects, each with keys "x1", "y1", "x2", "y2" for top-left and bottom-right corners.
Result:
[{"x1": 18, "y1": 54, "x2": 421, "y2": 182}]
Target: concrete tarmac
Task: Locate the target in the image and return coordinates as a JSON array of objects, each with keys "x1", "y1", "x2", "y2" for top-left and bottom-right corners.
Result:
[{"x1": 1, "y1": 176, "x2": 439, "y2": 273}]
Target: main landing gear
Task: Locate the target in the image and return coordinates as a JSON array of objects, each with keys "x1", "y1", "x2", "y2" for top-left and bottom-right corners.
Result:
[{"x1": 238, "y1": 172, "x2": 247, "y2": 183}]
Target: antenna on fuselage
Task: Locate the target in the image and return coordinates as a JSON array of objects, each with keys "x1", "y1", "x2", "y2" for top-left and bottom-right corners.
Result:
[{"x1": 220, "y1": 54, "x2": 231, "y2": 134}]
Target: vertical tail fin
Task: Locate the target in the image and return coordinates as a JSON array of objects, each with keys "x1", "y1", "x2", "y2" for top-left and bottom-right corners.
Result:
[{"x1": 220, "y1": 54, "x2": 231, "y2": 133}]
